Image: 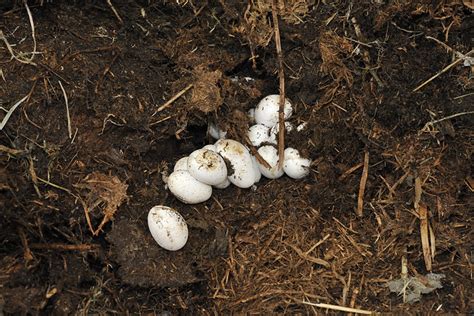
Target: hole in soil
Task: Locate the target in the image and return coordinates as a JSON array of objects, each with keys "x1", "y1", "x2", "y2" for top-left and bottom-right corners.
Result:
[{"x1": 224, "y1": 55, "x2": 267, "y2": 79}]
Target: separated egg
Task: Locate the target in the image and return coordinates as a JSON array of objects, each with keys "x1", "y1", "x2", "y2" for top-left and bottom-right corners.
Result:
[{"x1": 148, "y1": 205, "x2": 188, "y2": 251}]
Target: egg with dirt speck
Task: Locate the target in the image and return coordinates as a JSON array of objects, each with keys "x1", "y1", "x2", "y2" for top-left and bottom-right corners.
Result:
[
  {"x1": 255, "y1": 95, "x2": 293, "y2": 127},
  {"x1": 257, "y1": 145, "x2": 284, "y2": 179},
  {"x1": 215, "y1": 139, "x2": 256, "y2": 188},
  {"x1": 147, "y1": 205, "x2": 188, "y2": 251},
  {"x1": 187, "y1": 148, "x2": 227, "y2": 185}
]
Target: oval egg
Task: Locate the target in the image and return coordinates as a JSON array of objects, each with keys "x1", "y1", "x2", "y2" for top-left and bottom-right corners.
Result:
[
  {"x1": 283, "y1": 148, "x2": 311, "y2": 179},
  {"x1": 174, "y1": 156, "x2": 189, "y2": 172},
  {"x1": 167, "y1": 170, "x2": 212, "y2": 204},
  {"x1": 255, "y1": 95, "x2": 293, "y2": 127},
  {"x1": 257, "y1": 145, "x2": 284, "y2": 179},
  {"x1": 248, "y1": 124, "x2": 272, "y2": 147},
  {"x1": 187, "y1": 148, "x2": 227, "y2": 185},
  {"x1": 147, "y1": 205, "x2": 188, "y2": 251},
  {"x1": 215, "y1": 139, "x2": 256, "y2": 188}
]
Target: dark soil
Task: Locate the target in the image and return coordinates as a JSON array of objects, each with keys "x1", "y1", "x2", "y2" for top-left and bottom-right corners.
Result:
[{"x1": 1, "y1": 0, "x2": 473, "y2": 314}]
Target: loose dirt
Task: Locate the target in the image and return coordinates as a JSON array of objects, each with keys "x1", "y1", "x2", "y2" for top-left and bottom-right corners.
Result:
[{"x1": 1, "y1": 1, "x2": 472, "y2": 314}]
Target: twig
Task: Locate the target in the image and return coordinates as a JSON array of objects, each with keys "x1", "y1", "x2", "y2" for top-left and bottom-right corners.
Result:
[
  {"x1": 356, "y1": 151, "x2": 369, "y2": 217},
  {"x1": 351, "y1": 17, "x2": 384, "y2": 88},
  {"x1": 413, "y1": 50, "x2": 474, "y2": 92},
  {"x1": 23, "y1": 0, "x2": 38, "y2": 63},
  {"x1": 19, "y1": 228, "x2": 34, "y2": 262},
  {"x1": 106, "y1": 0, "x2": 123, "y2": 24},
  {"x1": 245, "y1": 138, "x2": 271, "y2": 169},
  {"x1": 149, "y1": 115, "x2": 172, "y2": 127},
  {"x1": 58, "y1": 81, "x2": 72, "y2": 139},
  {"x1": 418, "y1": 204, "x2": 432, "y2": 272},
  {"x1": 301, "y1": 301, "x2": 373, "y2": 315},
  {"x1": 421, "y1": 111, "x2": 474, "y2": 132},
  {"x1": 271, "y1": 0, "x2": 286, "y2": 169},
  {"x1": 426, "y1": 36, "x2": 474, "y2": 62},
  {"x1": 0, "y1": 144, "x2": 25, "y2": 156},
  {"x1": 95, "y1": 50, "x2": 120, "y2": 93},
  {"x1": 0, "y1": 31, "x2": 36, "y2": 66},
  {"x1": 152, "y1": 84, "x2": 193, "y2": 116},
  {"x1": 28, "y1": 156, "x2": 42, "y2": 198},
  {"x1": 453, "y1": 92, "x2": 474, "y2": 100},
  {"x1": 283, "y1": 241, "x2": 330, "y2": 268},
  {"x1": 0, "y1": 95, "x2": 29, "y2": 130},
  {"x1": 29, "y1": 243, "x2": 100, "y2": 251},
  {"x1": 36, "y1": 175, "x2": 74, "y2": 196}
]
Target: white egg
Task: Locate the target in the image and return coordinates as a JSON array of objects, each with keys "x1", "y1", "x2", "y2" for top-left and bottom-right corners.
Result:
[
  {"x1": 187, "y1": 149, "x2": 227, "y2": 185},
  {"x1": 174, "y1": 156, "x2": 189, "y2": 172},
  {"x1": 215, "y1": 139, "x2": 256, "y2": 188},
  {"x1": 284, "y1": 147, "x2": 301, "y2": 160},
  {"x1": 248, "y1": 124, "x2": 272, "y2": 147},
  {"x1": 213, "y1": 177, "x2": 231, "y2": 189},
  {"x1": 296, "y1": 122, "x2": 308, "y2": 132},
  {"x1": 251, "y1": 155, "x2": 262, "y2": 183},
  {"x1": 208, "y1": 123, "x2": 227, "y2": 140},
  {"x1": 283, "y1": 148, "x2": 311, "y2": 179},
  {"x1": 257, "y1": 145, "x2": 284, "y2": 179},
  {"x1": 255, "y1": 95, "x2": 293, "y2": 127},
  {"x1": 167, "y1": 170, "x2": 212, "y2": 204},
  {"x1": 148, "y1": 205, "x2": 188, "y2": 251},
  {"x1": 202, "y1": 144, "x2": 217, "y2": 152},
  {"x1": 271, "y1": 121, "x2": 295, "y2": 134}
]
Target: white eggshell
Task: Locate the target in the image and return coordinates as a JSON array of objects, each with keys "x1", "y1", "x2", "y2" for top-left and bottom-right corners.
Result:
[
  {"x1": 271, "y1": 121, "x2": 295, "y2": 134},
  {"x1": 202, "y1": 144, "x2": 217, "y2": 152},
  {"x1": 208, "y1": 123, "x2": 227, "y2": 140},
  {"x1": 248, "y1": 124, "x2": 272, "y2": 147},
  {"x1": 213, "y1": 177, "x2": 231, "y2": 189},
  {"x1": 215, "y1": 139, "x2": 256, "y2": 188},
  {"x1": 187, "y1": 149, "x2": 227, "y2": 185},
  {"x1": 255, "y1": 95, "x2": 293, "y2": 127},
  {"x1": 148, "y1": 205, "x2": 188, "y2": 251},
  {"x1": 168, "y1": 170, "x2": 212, "y2": 204},
  {"x1": 284, "y1": 147, "x2": 301, "y2": 160},
  {"x1": 296, "y1": 122, "x2": 308, "y2": 132},
  {"x1": 251, "y1": 155, "x2": 262, "y2": 183},
  {"x1": 257, "y1": 145, "x2": 284, "y2": 179},
  {"x1": 283, "y1": 148, "x2": 311, "y2": 179},
  {"x1": 174, "y1": 156, "x2": 189, "y2": 172}
]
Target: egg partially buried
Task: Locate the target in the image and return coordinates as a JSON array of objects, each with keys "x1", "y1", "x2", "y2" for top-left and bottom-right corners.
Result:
[
  {"x1": 147, "y1": 205, "x2": 188, "y2": 251},
  {"x1": 255, "y1": 95, "x2": 293, "y2": 127},
  {"x1": 248, "y1": 124, "x2": 275, "y2": 147},
  {"x1": 187, "y1": 148, "x2": 227, "y2": 185},
  {"x1": 167, "y1": 170, "x2": 212, "y2": 204},
  {"x1": 173, "y1": 156, "x2": 189, "y2": 172},
  {"x1": 283, "y1": 148, "x2": 311, "y2": 179},
  {"x1": 257, "y1": 145, "x2": 284, "y2": 179},
  {"x1": 215, "y1": 139, "x2": 256, "y2": 188}
]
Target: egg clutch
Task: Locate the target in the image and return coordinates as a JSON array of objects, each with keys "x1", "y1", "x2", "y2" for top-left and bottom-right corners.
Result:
[{"x1": 148, "y1": 95, "x2": 312, "y2": 251}]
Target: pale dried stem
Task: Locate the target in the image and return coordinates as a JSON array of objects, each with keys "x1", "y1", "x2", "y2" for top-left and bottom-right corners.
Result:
[{"x1": 271, "y1": 0, "x2": 286, "y2": 169}]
